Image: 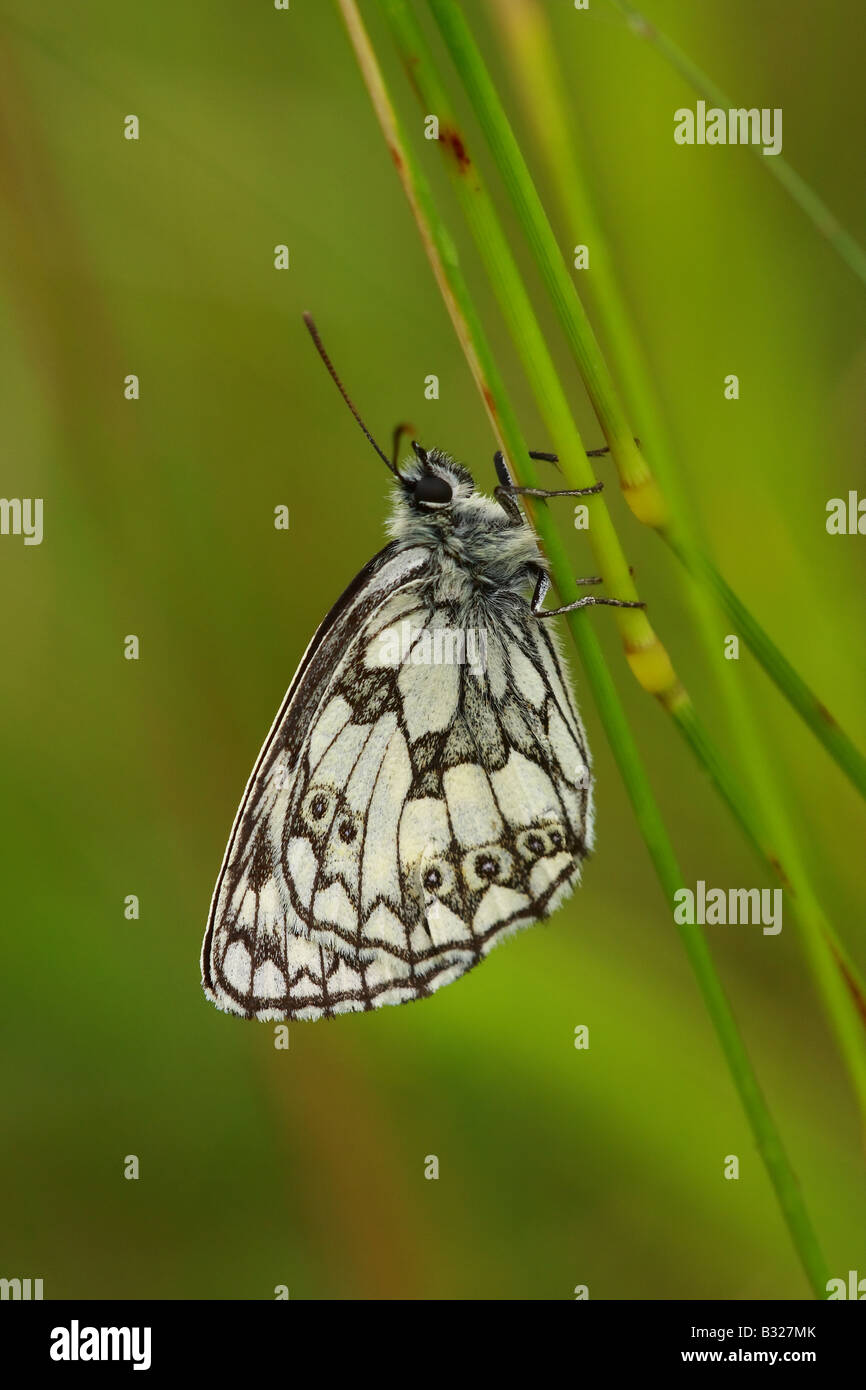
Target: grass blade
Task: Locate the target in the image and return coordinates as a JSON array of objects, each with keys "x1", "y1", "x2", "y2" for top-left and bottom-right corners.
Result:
[
  {"x1": 439, "y1": 0, "x2": 866, "y2": 806},
  {"x1": 484, "y1": 0, "x2": 866, "y2": 1055},
  {"x1": 422, "y1": 0, "x2": 866, "y2": 1115},
  {"x1": 338, "y1": 0, "x2": 832, "y2": 1298}
]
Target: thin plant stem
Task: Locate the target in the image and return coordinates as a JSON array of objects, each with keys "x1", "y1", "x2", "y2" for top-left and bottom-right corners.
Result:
[
  {"x1": 484, "y1": 0, "x2": 866, "y2": 1072},
  {"x1": 382, "y1": 0, "x2": 683, "y2": 711},
  {"x1": 440, "y1": 0, "x2": 866, "y2": 807},
  {"x1": 690, "y1": 547, "x2": 866, "y2": 802},
  {"x1": 338, "y1": 0, "x2": 831, "y2": 1298},
  {"x1": 421, "y1": 0, "x2": 866, "y2": 1119}
]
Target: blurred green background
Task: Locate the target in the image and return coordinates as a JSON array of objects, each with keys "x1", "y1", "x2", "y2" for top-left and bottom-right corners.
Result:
[{"x1": 1, "y1": 0, "x2": 864, "y2": 1300}]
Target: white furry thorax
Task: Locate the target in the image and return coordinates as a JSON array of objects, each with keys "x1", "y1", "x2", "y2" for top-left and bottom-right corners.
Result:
[{"x1": 385, "y1": 448, "x2": 543, "y2": 604}]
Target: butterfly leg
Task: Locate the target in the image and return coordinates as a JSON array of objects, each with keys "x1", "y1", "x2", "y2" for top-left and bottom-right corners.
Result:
[
  {"x1": 509, "y1": 482, "x2": 604, "y2": 499},
  {"x1": 529, "y1": 447, "x2": 609, "y2": 461},
  {"x1": 493, "y1": 450, "x2": 527, "y2": 524},
  {"x1": 529, "y1": 438, "x2": 641, "y2": 463},
  {"x1": 530, "y1": 566, "x2": 646, "y2": 618},
  {"x1": 492, "y1": 450, "x2": 604, "y2": 524}
]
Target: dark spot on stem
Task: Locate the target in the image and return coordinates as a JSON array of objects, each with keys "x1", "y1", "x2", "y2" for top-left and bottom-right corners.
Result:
[
  {"x1": 767, "y1": 855, "x2": 792, "y2": 892},
  {"x1": 816, "y1": 701, "x2": 838, "y2": 727},
  {"x1": 441, "y1": 124, "x2": 472, "y2": 173},
  {"x1": 837, "y1": 956, "x2": 866, "y2": 1027}
]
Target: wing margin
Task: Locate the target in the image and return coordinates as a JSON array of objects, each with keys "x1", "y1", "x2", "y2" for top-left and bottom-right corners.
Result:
[{"x1": 201, "y1": 542, "x2": 432, "y2": 1003}]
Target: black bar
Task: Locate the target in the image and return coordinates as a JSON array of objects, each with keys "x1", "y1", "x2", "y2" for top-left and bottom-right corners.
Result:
[{"x1": 1, "y1": 1298, "x2": 861, "y2": 1373}]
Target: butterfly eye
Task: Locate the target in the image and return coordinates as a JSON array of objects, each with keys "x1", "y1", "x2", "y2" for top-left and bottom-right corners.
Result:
[{"x1": 413, "y1": 473, "x2": 453, "y2": 506}]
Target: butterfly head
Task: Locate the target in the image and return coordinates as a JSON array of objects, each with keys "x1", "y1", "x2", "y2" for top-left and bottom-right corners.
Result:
[
  {"x1": 398, "y1": 441, "x2": 475, "y2": 517},
  {"x1": 389, "y1": 440, "x2": 531, "y2": 567}
]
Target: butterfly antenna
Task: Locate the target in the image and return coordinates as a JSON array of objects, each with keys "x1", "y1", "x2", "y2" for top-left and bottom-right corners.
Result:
[{"x1": 302, "y1": 313, "x2": 398, "y2": 477}]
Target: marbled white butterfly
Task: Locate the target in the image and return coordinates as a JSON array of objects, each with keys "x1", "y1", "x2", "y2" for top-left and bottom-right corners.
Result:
[{"x1": 201, "y1": 316, "x2": 642, "y2": 1021}]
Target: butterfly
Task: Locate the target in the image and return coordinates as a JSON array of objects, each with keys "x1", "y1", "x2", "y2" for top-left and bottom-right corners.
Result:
[{"x1": 201, "y1": 316, "x2": 642, "y2": 1021}]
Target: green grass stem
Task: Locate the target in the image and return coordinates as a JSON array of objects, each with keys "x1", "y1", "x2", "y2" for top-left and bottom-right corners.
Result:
[
  {"x1": 423, "y1": 0, "x2": 866, "y2": 1118},
  {"x1": 338, "y1": 0, "x2": 831, "y2": 1298}
]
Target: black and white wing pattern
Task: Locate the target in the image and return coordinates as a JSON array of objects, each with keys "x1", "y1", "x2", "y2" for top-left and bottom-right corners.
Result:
[{"x1": 202, "y1": 543, "x2": 593, "y2": 1020}]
